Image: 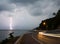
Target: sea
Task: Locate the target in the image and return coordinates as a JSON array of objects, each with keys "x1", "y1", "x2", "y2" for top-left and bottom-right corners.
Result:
[{"x1": 0, "y1": 30, "x2": 30, "y2": 42}]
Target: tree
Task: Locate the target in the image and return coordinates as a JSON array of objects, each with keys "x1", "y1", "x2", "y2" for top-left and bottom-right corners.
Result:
[{"x1": 39, "y1": 9, "x2": 60, "y2": 30}]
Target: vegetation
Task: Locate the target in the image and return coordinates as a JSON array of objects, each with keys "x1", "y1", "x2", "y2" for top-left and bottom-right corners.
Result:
[{"x1": 35, "y1": 9, "x2": 60, "y2": 30}]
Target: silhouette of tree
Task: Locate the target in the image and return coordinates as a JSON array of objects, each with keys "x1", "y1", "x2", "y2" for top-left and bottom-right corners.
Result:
[{"x1": 53, "y1": 13, "x2": 56, "y2": 15}]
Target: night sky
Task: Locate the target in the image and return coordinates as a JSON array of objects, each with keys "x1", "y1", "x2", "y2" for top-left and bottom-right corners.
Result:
[{"x1": 0, "y1": 0, "x2": 60, "y2": 29}]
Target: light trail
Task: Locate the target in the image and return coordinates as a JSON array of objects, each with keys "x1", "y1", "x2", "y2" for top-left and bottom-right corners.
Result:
[
  {"x1": 38, "y1": 32, "x2": 60, "y2": 37},
  {"x1": 10, "y1": 17, "x2": 13, "y2": 30}
]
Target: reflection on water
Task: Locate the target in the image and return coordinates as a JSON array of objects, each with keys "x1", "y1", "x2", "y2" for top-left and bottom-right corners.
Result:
[
  {"x1": 0, "y1": 30, "x2": 29, "y2": 41},
  {"x1": 8, "y1": 30, "x2": 13, "y2": 34}
]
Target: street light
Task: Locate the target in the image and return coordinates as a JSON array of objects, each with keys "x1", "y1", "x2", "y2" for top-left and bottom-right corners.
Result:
[
  {"x1": 43, "y1": 22, "x2": 46, "y2": 26},
  {"x1": 42, "y1": 22, "x2": 48, "y2": 30}
]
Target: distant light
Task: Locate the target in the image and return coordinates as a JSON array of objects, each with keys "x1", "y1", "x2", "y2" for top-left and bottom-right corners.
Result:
[
  {"x1": 43, "y1": 22, "x2": 46, "y2": 25},
  {"x1": 38, "y1": 32, "x2": 44, "y2": 38},
  {"x1": 39, "y1": 32, "x2": 44, "y2": 34}
]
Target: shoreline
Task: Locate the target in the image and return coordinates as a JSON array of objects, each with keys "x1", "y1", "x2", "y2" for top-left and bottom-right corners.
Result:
[{"x1": 0, "y1": 36, "x2": 20, "y2": 44}]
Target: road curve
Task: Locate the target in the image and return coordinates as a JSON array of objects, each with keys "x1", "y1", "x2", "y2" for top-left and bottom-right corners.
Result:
[
  {"x1": 15, "y1": 33, "x2": 41, "y2": 44},
  {"x1": 32, "y1": 32, "x2": 60, "y2": 44}
]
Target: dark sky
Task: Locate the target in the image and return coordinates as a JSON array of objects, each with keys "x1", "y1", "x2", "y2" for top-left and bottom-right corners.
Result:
[{"x1": 0, "y1": 0, "x2": 60, "y2": 29}]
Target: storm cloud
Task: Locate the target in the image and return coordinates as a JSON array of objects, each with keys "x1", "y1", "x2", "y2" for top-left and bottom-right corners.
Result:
[
  {"x1": 0, "y1": 0, "x2": 60, "y2": 16},
  {"x1": 10, "y1": 0, "x2": 38, "y2": 4},
  {"x1": 0, "y1": 4, "x2": 15, "y2": 12},
  {"x1": 0, "y1": 0, "x2": 60, "y2": 29},
  {"x1": 0, "y1": 0, "x2": 16, "y2": 12},
  {"x1": 8, "y1": 0, "x2": 60, "y2": 16}
]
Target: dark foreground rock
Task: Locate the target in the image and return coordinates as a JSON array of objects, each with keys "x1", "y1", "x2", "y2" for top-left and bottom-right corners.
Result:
[{"x1": 1, "y1": 36, "x2": 19, "y2": 44}]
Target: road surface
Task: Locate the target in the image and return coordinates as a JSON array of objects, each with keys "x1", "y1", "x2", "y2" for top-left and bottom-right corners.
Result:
[
  {"x1": 33, "y1": 32, "x2": 60, "y2": 44},
  {"x1": 15, "y1": 33, "x2": 40, "y2": 44},
  {"x1": 15, "y1": 32, "x2": 60, "y2": 44}
]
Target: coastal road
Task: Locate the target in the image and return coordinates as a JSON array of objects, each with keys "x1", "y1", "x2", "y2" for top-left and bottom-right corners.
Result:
[
  {"x1": 15, "y1": 32, "x2": 60, "y2": 44},
  {"x1": 15, "y1": 33, "x2": 41, "y2": 44},
  {"x1": 32, "y1": 32, "x2": 60, "y2": 44}
]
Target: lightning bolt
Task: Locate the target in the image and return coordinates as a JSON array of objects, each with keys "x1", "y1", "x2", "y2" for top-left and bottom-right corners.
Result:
[{"x1": 10, "y1": 17, "x2": 13, "y2": 30}]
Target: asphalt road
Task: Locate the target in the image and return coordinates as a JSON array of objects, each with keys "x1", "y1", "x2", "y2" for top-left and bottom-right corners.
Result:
[
  {"x1": 33, "y1": 33, "x2": 60, "y2": 44},
  {"x1": 17, "y1": 33, "x2": 40, "y2": 44},
  {"x1": 15, "y1": 32, "x2": 60, "y2": 44}
]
